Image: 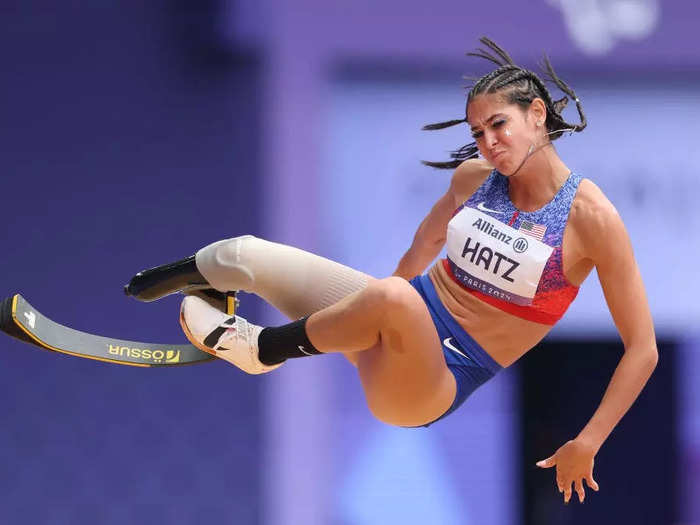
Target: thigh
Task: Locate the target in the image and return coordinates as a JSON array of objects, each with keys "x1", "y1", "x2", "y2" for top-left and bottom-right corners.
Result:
[{"x1": 355, "y1": 278, "x2": 457, "y2": 427}]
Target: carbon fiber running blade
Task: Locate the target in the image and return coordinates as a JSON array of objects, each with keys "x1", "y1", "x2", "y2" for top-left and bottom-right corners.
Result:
[{"x1": 0, "y1": 294, "x2": 214, "y2": 367}]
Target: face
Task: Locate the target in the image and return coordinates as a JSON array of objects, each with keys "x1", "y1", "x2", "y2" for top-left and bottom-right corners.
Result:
[{"x1": 466, "y1": 93, "x2": 544, "y2": 176}]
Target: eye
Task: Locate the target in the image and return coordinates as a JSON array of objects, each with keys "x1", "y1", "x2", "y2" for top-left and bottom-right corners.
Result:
[
  {"x1": 492, "y1": 119, "x2": 506, "y2": 128},
  {"x1": 471, "y1": 130, "x2": 483, "y2": 139}
]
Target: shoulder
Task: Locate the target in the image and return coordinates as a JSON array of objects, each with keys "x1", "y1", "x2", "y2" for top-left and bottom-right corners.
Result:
[
  {"x1": 570, "y1": 178, "x2": 625, "y2": 261},
  {"x1": 570, "y1": 178, "x2": 618, "y2": 229},
  {"x1": 449, "y1": 158, "x2": 494, "y2": 203},
  {"x1": 452, "y1": 158, "x2": 493, "y2": 181}
]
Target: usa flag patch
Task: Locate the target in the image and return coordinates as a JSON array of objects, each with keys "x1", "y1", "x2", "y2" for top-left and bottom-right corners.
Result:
[{"x1": 518, "y1": 220, "x2": 547, "y2": 241}]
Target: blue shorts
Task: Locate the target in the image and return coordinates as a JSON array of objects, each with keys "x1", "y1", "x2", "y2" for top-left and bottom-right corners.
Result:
[{"x1": 407, "y1": 274, "x2": 502, "y2": 427}]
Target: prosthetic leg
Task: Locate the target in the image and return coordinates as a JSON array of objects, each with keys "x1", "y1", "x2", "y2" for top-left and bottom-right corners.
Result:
[
  {"x1": 124, "y1": 255, "x2": 237, "y2": 315},
  {"x1": 124, "y1": 235, "x2": 371, "y2": 321}
]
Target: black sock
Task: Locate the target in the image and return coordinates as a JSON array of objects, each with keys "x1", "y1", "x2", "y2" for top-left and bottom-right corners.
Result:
[{"x1": 257, "y1": 317, "x2": 323, "y2": 366}]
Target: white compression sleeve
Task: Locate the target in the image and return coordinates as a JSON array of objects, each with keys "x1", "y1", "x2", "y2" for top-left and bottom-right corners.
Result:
[{"x1": 195, "y1": 235, "x2": 372, "y2": 320}]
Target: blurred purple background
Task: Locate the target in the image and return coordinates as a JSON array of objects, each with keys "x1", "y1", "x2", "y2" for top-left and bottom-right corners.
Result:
[{"x1": 1, "y1": 1, "x2": 697, "y2": 524}]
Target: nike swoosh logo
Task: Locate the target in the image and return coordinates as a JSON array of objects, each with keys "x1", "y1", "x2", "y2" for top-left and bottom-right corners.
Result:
[
  {"x1": 298, "y1": 345, "x2": 313, "y2": 356},
  {"x1": 443, "y1": 338, "x2": 473, "y2": 363},
  {"x1": 476, "y1": 202, "x2": 502, "y2": 214}
]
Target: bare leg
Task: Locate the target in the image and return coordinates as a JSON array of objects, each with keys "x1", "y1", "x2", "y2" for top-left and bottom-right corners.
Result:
[
  {"x1": 306, "y1": 276, "x2": 456, "y2": 427},
  {"x1": 179, "y1": 273, "x2": 456, "y2": 425}
]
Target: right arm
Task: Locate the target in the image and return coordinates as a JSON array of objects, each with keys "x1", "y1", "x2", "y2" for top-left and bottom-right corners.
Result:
[{"x1": 392, "y1": 159, "x2": 492, "y2": 280}]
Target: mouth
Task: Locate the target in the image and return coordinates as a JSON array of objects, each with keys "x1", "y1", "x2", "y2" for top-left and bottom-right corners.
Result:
[{"x1": 491, "y1": 150, "x2": 506, "y2": 160}]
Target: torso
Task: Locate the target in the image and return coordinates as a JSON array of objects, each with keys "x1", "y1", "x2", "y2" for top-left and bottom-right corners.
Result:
[{"x1": 430, "y1": 171, "x2": 597, "y2": 367}]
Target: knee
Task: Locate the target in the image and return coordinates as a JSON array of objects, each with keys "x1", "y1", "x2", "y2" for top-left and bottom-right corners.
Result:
[
  {"x1": 197, "y1": 235, "x2": 257, "y2": 263},
  {"x1": 201, "y1": 235, "x2": 258, "y2": 257},
  {"x1": 195, "y1": 235, "x2": 260, "y2": 291},
  {"x1": 367, "y1": 276, "x2": 420, "y2": 313}
]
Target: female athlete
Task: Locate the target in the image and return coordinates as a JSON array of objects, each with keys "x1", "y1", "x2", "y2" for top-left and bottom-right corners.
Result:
[{"x1": 126, "y1": 37, "x2": 658, "y2": 505}]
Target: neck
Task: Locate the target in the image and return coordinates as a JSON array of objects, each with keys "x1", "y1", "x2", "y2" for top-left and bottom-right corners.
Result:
[{"x1": 507, "y1": 144, "x2": 571, "y2": 211}]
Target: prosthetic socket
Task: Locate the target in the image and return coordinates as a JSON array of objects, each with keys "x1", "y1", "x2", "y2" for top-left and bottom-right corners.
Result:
[{"x1": 125, "y1": 235, "x2": 370, "y2": 320}]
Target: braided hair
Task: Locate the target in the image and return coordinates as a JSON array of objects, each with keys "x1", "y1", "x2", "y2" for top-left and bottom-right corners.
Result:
[{"x1": 423, "y1": 37, "x2": 586, "y2": 169}]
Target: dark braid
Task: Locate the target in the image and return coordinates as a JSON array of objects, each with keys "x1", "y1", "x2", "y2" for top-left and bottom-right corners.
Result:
[
  {"x1": 422, "y1": 37, "x2": 587, "y2": 169},
  {"x1": 466, "y1": 36, "x2": 516, "y2": 67}
]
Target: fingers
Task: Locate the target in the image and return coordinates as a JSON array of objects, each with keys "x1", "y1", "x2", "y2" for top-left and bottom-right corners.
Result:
[
  {"x1": 560, "y1": 477, "x2": 599, "y2": 504},
  {"x1": 556, "y1": 471, "x2": 566, "y2": 499},
  {"x1": 574, "y1": 479, "x2": 585, "y2": 503},
  {"x1": 537, "y1": 446, "x2": 599, "y2": 504},
  {"x1": 585, "y1": 474, "x2": 600, "y2": 492},
  {"x1": 560, "y1": 478, "x2": 596, "y2": 504},
  {"x1": 536, "y1": 455, "x2": 556, "y2": 468},
  {"x1": 585, "y1": 463, "x2": 599, "y2": 492},
  {"x1": 562, "y1": 480, "x2": 572, "y2": 504}
]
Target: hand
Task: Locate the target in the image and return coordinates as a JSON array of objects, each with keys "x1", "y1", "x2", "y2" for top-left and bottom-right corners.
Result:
[{"x1": 536, "y1": 439, "x2": 600, "y2": 504}]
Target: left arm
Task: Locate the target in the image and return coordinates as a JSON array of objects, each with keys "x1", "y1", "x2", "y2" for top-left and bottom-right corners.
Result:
[{"x1": 537, "y1": 186, "x2": 658, "y2": 503}]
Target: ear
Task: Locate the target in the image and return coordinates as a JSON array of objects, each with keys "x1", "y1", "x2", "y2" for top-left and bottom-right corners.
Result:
[{"x1": 528, "y1": 97, "x2": 547, "y2": 127}]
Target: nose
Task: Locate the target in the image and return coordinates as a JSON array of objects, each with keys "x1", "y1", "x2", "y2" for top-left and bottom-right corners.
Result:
[{"x1": 484, "y1": 130, "x2": 498, "y2": 148}]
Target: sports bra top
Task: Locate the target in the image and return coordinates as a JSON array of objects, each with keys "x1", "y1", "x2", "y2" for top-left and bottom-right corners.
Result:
[{"x1": 441, "y1": 169, "x2": 583, "y2": 325}]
